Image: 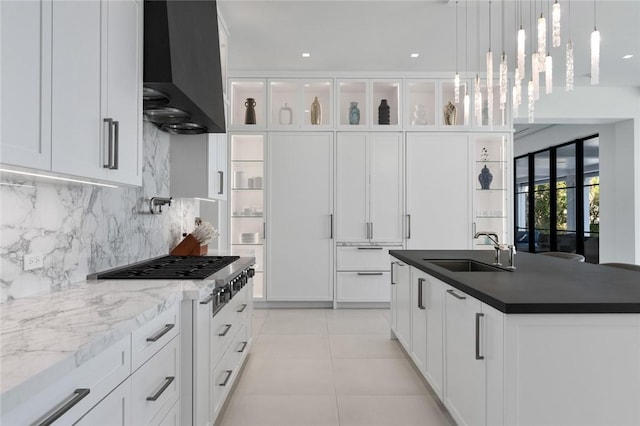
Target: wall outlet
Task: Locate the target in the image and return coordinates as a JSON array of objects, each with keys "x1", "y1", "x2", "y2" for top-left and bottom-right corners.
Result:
[{"x1": 24, "y1": 253, "x2": 44, "y2": 271}]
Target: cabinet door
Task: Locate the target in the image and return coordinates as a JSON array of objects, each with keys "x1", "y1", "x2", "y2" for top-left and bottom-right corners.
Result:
[
  {"x1": 50, "y1": 0, "x2": 105, "y2": 180},
  {"x1": 0, "y1": 0, "x2": 51, "y2": 169},
  {"x1": 267, "y1": 133, "x2": 333, "y2": 301},
  {"x1": 410, "y1": 268, "x2": 427, "y2": 374},
  {"x1": 393, "y1": 260, "x2": 411, "y2": 350},
  {"x1": 104, "y1": 0, "x2": 142, "y2": 185},
  {"x1": 406, "y1": 134, "x2": 471, "y2": 249},
  {"x1": 214, "y1": 134, "x2": 228, "y2": 200},
  {"x1": 424, "y1": 274, "x2": 445, "y2": 400},
  {"x1": 444, "y1": 285, "x2": 485, "y2": 426},
  {"x1": 370, "y1": 133, "x2": 403, "y2": 243},
  {"x1": 336, "y1": 133, "x2": 369, "y2": 242},
  {"x1": 76, "y1": 378, "x2": 131, "y2": 426}
]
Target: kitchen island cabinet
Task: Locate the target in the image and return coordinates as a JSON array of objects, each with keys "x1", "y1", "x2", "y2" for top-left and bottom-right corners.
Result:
[{"x1": 390, "y1": 250, "x2": 640, "y2": 426}]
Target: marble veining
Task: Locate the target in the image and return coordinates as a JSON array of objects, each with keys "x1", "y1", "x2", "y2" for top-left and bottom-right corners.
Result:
[{"x1": 0, "y1": 122, "x2": 198, "y2": 302}]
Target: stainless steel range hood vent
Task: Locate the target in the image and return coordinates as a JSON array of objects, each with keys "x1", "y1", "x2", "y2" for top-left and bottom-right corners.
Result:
[{"x1": 143, "y1": 0, "x2": 226, "y2": 134}]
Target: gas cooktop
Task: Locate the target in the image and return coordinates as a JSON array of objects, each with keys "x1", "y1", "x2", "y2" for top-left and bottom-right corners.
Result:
[{"x1": 94, "y1": 255, "x2": 240, "y2": 280}]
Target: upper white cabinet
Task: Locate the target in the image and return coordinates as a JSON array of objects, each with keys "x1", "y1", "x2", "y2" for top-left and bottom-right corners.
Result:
[
  {"x1": 171, "y1": 133, "x2": 227, "y2": 200},
  {"x1": 51, "y1": 0, "x2": 142, "y2": 185},
  {"x1": 268, "y1": 79, "x2": 333, "y2": 129},
  {"x1": 0, "y1": 0, "x2": 142, "y2": 186},
  {"x1": 267, "y1": 132, "x2": 333, "y2": 301},
  {"x1": 337, "y1": 79, "x2": 402, "y2": 130},
  {"x1": 336, "y1": 132, "x2": 403, "y2": 244},
  {"x1": 0, "y1": 0, "x2": 52, "y2": 170},
  {"x1": 229, "y1": 79, "x2": 267, "y2": 129},
  {"x1": 406, "y1": 133, "x2": 471, "y2": 249}
]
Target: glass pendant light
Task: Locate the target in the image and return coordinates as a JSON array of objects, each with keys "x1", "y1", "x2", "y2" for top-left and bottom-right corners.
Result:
[
  {"x1": 454, "y1": 1, "x2": 460, "y2": 103},
  {"x1": 499, "y1": 0, "x2": 508, "y2": 110},
  {"x1": 517, "y1": 27, "x2": 526, "y2": 81},
  {"x1": 532, "y1": 52, "x2": 540, "y2": 100},
  {"x1": 545, "y1": 54, "x2": 553, "y2": 94},
  {"x1": 528, "y1": 79, "x2": 535, "y2": 123},
  {"x1": 474, "y1": 74, "x2": 483, "y2": 125},
  {"x1": 591, "y1": 0, "x2": 600, "y2": 86},
  {"x1": 537, "y1": 12, "x2": 547, "y2": 69},
  {"x1": 464, "y1": 85, "x2": 470, "y2": 125},
  {"x1": 463, "y1": 0, "x2": 470, "y2": 125},
  {"x1": 566, "y1": 0, "x2": 574, "y2": 91},
  {"x1": 552, "y1": 0, "x2": 561, "y2": 47}
]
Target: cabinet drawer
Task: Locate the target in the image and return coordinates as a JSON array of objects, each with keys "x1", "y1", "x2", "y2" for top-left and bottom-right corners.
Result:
[
  {"x1": 131, "y1": 335, "x2": 180, "y2": 426},
  {"x1": 131, "y1": 303, "x2": 180, "y2": 371},
  {"x1": 210, "y1": 324, "x2": 246, "y2": 420},
  {"x1": 157, "y1": 400, "x2": 180, "y2": 426},
  {"x1": 336, "y1": 246, "x2": 400, "y2": 270},
  {"x1": 75, "y1": 377, "x2": 131, "y2": 426},
  {"x1": 2, "y1": 337, "x2": 131, "y2": 425},
  {"x1": 337, "y1": 271, "x2": 391, "y2": 302},
  {"x1": 210, "y1": 304, "x2": 239, "y2": 368}
]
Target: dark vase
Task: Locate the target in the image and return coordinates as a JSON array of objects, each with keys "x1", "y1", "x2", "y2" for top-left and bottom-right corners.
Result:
[
  {"x1": 478, "y1": 165, "x2": 493, "y2": 190},
  {"x1": 378, "y1": 99, "x2": 390, "y2": 125},
  {"x1": 244, "y1": 97, "x2": 257, "y2": 125}
]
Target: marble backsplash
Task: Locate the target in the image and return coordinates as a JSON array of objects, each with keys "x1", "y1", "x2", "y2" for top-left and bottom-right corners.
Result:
[{"x1": 0, "y1": 123, "x2": 198, "y2": 302}]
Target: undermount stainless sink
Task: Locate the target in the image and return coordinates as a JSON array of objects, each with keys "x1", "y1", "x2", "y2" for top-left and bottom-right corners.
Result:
[{"x1": 425, "y1": 259, "x2": 508, "y2": 272}]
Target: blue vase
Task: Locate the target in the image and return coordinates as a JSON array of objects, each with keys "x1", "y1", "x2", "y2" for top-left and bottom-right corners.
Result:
[
  {"x1": 348, "y1": 102, "x2": 360, "y2": 125},
  {"x1": 478, "y1": 165, "x2": 493, "y2": 189}
]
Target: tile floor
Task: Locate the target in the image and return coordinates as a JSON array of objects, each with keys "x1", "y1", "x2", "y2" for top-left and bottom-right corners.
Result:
[{"x1": 217, "y1": 308, "x2": 454, "y2": 426}]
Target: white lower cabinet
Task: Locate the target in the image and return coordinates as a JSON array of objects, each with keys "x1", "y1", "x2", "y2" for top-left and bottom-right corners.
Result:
[
  {"x1": 75, "y1": 378, "x2": 131, "y2": 426},
  {"x1": 336, "y1": 246, "x2": 401, "y2": 303},
  {"x1": 391, "y1": 259, "x2": 411, "y2": 349}
]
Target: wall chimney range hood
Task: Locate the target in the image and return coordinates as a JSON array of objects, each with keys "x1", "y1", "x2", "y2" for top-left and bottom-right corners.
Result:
[{"x1": 143, "y1": 0, "x2": 226, "y2": 134}]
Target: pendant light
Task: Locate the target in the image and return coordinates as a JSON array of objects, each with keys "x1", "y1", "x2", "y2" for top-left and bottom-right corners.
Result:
[
  {"x1": 545, "y1": 0, "x2": 553, "y2": 94},
  {"x1": 566, "y1": 0, "x2": 574, "y2": 91},
  {"x1": 486, "y1": 1, "x2": 494, "y2": 127},
  {"x1": 464, "y1": 0, "x2": 470, "y2": 125},
  {"x1": 475, "y1": 74, "x2": 483, "y2": 125},
  {"x1": 552, "y1": 0, "x2": 561, "y2": 47},
  {"x1": 454, "y1": 1, "x2": 460, "y2": 103},
  {"x1": 591, "y1": 0, "x2": 600, "y2": 85},
  {"x1": 528, "y1": 79, "x2": 535, "y2": 123},
  {"x1": 531, "y1": 1, "x2": 540, "y2": 100},
  {"x1": 537, "y1": 13, "x2": 547, "y2": 69},
  {"x1": 517, "y1": 0, "x2": 525, "y2": 82},
  {"x1": 499, "y1": 0, "x2": 508, "y2": 110}
]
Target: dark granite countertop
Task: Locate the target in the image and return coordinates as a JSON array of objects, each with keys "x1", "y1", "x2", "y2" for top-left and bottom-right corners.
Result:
[{"x1": 389, "y1": 250, "x2": 640, "y2": 314}]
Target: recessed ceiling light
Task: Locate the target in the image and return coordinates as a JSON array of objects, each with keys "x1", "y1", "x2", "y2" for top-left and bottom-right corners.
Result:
[
  {"x1": 622, "y1": 54, "x2": 633, "y2": 59},
  {"x1": 410, "y1": 53, "x2": 419, "y2": 58},
  {"x1": 302, "y1": 52, "x2": 310, "y2": 58}
]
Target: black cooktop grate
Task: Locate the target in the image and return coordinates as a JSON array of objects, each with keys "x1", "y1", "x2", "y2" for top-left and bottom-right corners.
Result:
[{"x1": 96, "y1": 255, "x2": 240, "y2": 280}]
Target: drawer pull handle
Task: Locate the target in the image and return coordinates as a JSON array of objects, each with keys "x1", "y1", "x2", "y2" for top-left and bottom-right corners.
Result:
[
  {"x1": 237, "y1": 304, "x2": 247, "y2": 313},
  {"x1": 357, "y1": 247, "x2": 383, "y2": 250},
  {"x1": 446, "y1": 289, "x2": 467, "y2": 300},
  {"x1": 219, "y1": 324, "x2": 232, "y2": 336},
  {"x1": 237, "y1": 341, "x2": 248, "y2": 353},
  {"x1": 219, "y1": 370, "x2": 233, "y2": 386},
  {"x1": 418, "y1": 278, "x2": 426, "y2": 310},
  {"x1": 476, "y1": 313, "x2": 485, "y2": 360},
  {"x1": 34, "y1": 388, "x2": 90, "y2": 426},
  {"x1": 146, "y1": 323, "x2": 175, "y2": 342},
  {"x1": 146, "y1": 376, "x2": 175, "y2": 401},
  {"x1": 200, "y1": 293, "x2": 214, "y2": 305},
  {"x1": 357, "y1": 272, "x2": 384, "y2": 276}
]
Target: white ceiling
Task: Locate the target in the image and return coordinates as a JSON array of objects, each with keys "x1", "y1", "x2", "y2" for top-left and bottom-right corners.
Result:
[{"x1": 218, "y1": 0, "x2": 640, "y2": 87}]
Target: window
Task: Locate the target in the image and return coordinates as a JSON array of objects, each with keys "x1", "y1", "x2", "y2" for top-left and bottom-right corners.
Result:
[{"x1": 514, "y1": 135, "x2": 599, "y2": 263}]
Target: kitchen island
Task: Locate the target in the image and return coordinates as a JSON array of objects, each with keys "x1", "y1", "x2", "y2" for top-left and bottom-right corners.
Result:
[
  {"x1": 389, "y1": 250, "x2": 640, "y2": 426},
  {"x1": 0, "y1": 256, "x2": 255, "y2": 426}
]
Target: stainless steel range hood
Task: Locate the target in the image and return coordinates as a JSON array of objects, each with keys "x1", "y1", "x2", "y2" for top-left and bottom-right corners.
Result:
[{"x1": 143, "y1": 0, "x2": 225, "y2": 134}]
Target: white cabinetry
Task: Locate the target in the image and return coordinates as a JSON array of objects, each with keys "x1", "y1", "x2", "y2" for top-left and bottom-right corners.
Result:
[
  {"x1": 406, "y1": 133, "x2": 471, "y2": 249},
  {"x1": 336, "y1": 246, "x2": 401, "y2": 303},
  {"x1": 51, "y1": 0, "x2": 141, "y2": 185},
  {"x1": 171, "y1": 133, "x2": 228, "y2": 200},
  {"x1": 0, "y1": 0, "x2": 52, "y2": 170},
  {"x1": 336, "y1": 132, "x2": 403, "y2": 244},
  {"x1": 391, "y1": 260, "x2": 411, "y2": 349},
  {"x1": 267, "y1": 133, "x2": 333, "y2": 301},
  {"x1": 75, "y1": 378, "x2": 131, "y2": 426}
]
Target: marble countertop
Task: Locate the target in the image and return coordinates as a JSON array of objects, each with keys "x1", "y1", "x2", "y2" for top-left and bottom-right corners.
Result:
[{"x1": 0, "y1": 256, "x2": 255, "y2": 413}]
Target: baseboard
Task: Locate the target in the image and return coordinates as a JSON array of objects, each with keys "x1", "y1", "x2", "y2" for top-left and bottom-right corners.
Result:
[
  {"x1": 254, "y1": 301, "x2": 334, "y2": 309},
  {"x1": 335, "y1": 302, "x2": 390, "y2": 309}
]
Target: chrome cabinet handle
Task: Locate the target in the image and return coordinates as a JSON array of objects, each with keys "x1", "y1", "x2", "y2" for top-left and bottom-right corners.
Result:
[
  {"x1": 146, "y1": 377, "x2": 175, "y2": 401},
  {"x1": 357, "y1": 272, "x2": 384, "y2": 276},
  {"x1": 446, "y1": 289, "x2": 467, "y2": 300},
  {"x1": 237, "y1": 304, "x2": 247, "y2": 313},
  {"x1": 370, "y1": 222, "x2": 374, "y2": 239},
  {"x1": 219, "y1": 370, "x2": 233, "y2": 386},
  {"x1": 330, "y1": 214, "x2": 333, "y2": 239},
  {"x1": 407, "y1": 214, "x2": 411, "y2": 239},
  {"x1": 475, "y1": 313, "x2": 485, "y2": 360},
  {"x1": 146, "y1": 323, "x2": 175, "y2": 342},
  {"x1": 390, "y1": 262, "x2": 396, "y2": 285},
  {"x1": 103, "y1": 118, "x2": 113, "y2": 168},
  {"x1": 418, "y1": 278, "x2": 426, "y2": 310},
  {"x1": 111, "y1": 120, "x2": 119, "y2": 169},
  {"x1": 200, "y1": 293, "x2": 214, "y2": 304},
  {"x1": 263, "y1": 222, "x2": 266, "y2": 240},
  {"x1": 35, "y1": 388, "x2": 90, "y2": 426},
  {"x1": 365, "y1": 222, "x2": 370, "y2": 239},
  {"x1": 218, "y1": 171, "x2": 224, "y2": 195},
  {"x1": 218, "y1": 324, "x2": 232, "y2": 336},
  {"x1": 237, "y1": 341, "x2": 248, "y2": 353},
  {"x1": 358, "y1": 247, "x2": 383, "y2": 250}
]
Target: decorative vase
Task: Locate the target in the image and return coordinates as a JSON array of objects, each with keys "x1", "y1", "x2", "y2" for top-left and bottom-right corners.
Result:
[
  {"x1": 378, "y1": 99, "x2": 390, "y2": 125},
  {"x1": 278, "y1": 102, "x2": 292, "y2": 125},
  {"x1": 412, "y1": 104, "x2": 428, "y2": 125},
  {"x1": 478, "y1": 165, "x2": 493, "y2": 189},
  {"x1": 443, "y1": 101, "x2": 457, "y2": 125},
  {"x1": 310, "y1": 96, "x2": 322, "y2": 125},
  {"x1": 348, "y1": 102, "x2": 360, "y2": 125},
  {"x1": 244, "y1": 98, "x2": 257, "y2": 125}
]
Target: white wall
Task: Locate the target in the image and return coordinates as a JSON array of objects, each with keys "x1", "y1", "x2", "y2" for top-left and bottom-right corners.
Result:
[{"x1": 514, "y1": 83, "x2": 640, "y2": 264}]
